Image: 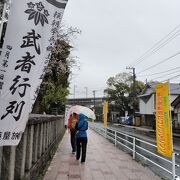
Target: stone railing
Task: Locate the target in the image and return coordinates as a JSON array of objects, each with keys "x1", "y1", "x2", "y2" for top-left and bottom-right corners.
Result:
[{"x1": 0, "y1": 114, "x2": 65, "y2": 180}]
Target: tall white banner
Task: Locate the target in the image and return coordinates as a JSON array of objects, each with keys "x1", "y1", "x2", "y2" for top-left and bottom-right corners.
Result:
[{"x1": 0, "y1": 0, "x2": 68, "y2": 146}]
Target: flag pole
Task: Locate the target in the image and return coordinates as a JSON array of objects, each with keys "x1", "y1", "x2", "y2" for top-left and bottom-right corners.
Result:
[
  {"x1": 168, "y1": 80, "x2": 174, "y2": 151},
  {"x1": 168, "y1": 80, "x2": 176, "y2": 179}
]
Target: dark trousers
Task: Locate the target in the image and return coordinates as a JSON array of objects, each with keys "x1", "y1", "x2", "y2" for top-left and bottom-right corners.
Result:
[
  {"x1": 76, "y1": 137, "x2": 87, "y2": 162},
  {"x1": 70, "y1": 131, "x2": 76, "y2": 152}
]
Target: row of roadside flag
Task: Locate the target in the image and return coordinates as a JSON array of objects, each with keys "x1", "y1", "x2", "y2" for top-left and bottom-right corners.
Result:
[{"x1": 103, "y1": 82, "x2": 173, "y2": 158}]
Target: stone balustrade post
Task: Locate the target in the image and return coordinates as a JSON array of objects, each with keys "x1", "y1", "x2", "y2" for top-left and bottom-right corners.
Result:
[
  {"x1": 20, "y1": 129, "x2": 27, "y2": 179},
  {"x1": 0, "y1": 147, "x2": 3, "y2": 178},
  {"x1": 47, "y1": 122, "x2": 49, "y2": 147},
  {"x1": 51, "y1": 121, "x2": 53, "y2": 141},
  {"x1": 48, "y1": 122, "x2": 50, "y2": 146},
  {"x1": 33, "y1": 124, "x2": 39, "y2": 163},
  {"x1": 51, "y1": 121, "x2": 53, "y2": 143},
  {"x1": 15, "y1": 128, "x2": 27, "y2": 179},
  {"x1": 44, "y1": 123, "x2": 47, "y2": 150},
  {"x1": 49, "y1": 122, "x2": 51, "y2": 146},
  {"x1": 43, "y1": 123, "x2": 46, "y2": 152},
  {"x1": 26, "y1": 125, "x2": 34, "y2": 171},
  {"x1": 0, "y1": 114, "x2": 64, "y2": 180},
  {"x1": 51, "y1": 121, "x2": 54, "y2": 141},
  {"x1": 56, "y1": 120, "x2": 58, "y2": 138},
  {"x1": 53, "y1": 121, "x2": 56, "y2": 139},
  {"x1": 42, "y1": 123, "x2": 45, "y2": 153},
  {"x1": 9, "y1": 146, "x2": 16, "y2": 180},
  {"x1": 45, "y1": 122, "x2": 48, "y2": 149},
  {"x1": 38, "y1": 123, "x2": 43, "y2": 158}
]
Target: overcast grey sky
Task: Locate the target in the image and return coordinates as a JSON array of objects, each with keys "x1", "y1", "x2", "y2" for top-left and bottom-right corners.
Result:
[{"x1": 62, "y1": 0, "x2": 180, "y2": 98}]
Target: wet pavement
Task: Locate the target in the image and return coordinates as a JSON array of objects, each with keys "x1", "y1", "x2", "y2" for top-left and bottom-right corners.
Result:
[
  {"x1": 43, "y1": 129, "x2": 161, "y2": 180},
  {"x1": 107, "y1": 123, "x2": 180, "y2": 178}
]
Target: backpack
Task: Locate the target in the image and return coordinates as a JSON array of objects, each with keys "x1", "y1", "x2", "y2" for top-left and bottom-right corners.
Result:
[{"x1": 70, "y1": 118, "x2": 77, "y2": 131}]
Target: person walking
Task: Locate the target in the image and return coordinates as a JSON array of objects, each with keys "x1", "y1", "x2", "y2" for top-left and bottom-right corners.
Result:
[
  {"x1": 75, "y1": 113, "x2": 88, "y2": 163},
  {"x1": 67, "y1": 113, "x2": 78, "y2": 154}
]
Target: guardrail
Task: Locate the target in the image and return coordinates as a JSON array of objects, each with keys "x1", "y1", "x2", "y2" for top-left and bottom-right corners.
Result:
[
  {"x1": 89, "y1": 123, "x2": 180, "y2": 180},
  {"x1": 0, "y1": 114, "x2": 65, "y2": 180}
]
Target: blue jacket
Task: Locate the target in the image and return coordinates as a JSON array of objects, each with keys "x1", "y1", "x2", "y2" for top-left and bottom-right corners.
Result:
[{"x1": 75, "y1": 113, "x2": 88, "y2": 138}]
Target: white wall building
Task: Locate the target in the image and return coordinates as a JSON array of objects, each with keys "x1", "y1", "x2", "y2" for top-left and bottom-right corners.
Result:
[{"x1": 139, "y1": 82, "x2": 180, "y2": 127}]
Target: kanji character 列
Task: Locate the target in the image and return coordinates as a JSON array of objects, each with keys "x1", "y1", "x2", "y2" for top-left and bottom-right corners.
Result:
[{"x1": 1, "y1": 101, "x2": 25, "y2": 121}]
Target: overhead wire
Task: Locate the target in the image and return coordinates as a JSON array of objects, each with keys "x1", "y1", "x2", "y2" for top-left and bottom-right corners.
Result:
[
  {"x1": 132, "y1": 31, "x2": 180, "y2": 66},
  {"x1": 159, "y1": 73, "x2": 180, "y2": 83},
  {"x1": 138, "y1": 66, "x2": 180, "y2": 77},
  {"x1": 150, "y1": 69, "x2": 180, "y2": 80},
  {"x1": 129, "y1": 24, "x2": 180, "y2": 67},
  {"x1": 137, "y1": 51, "x2": 180, "y2": 74}
]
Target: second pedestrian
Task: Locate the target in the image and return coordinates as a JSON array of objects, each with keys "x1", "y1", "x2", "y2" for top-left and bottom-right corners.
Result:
[{"x1": 75, "y1": 113, "x2": 88, "y2": 163}]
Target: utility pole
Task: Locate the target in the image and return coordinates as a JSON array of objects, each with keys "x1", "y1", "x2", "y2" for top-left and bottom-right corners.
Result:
[
  {"x1": 92, "y1": 90, "x2": 96, "y2": 108},
  {"x1": 85, "y1": 87, "x2": 88, "y2": 98},
  {"x1": 126, "y1": 66, "x2": 136, "y2": 84},
  {"x1": 126, "y1": 67, "x2": 136, "y2": 116},
  {"x1": 126, "y1": 66, "x2": 136, "y2": 92}
]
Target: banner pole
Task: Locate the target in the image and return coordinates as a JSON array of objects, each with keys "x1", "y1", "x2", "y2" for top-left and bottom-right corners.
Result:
[
  {"x1": 168, "y1": 80, "x2": 175, "y2": 179},
  {"x1": 168, "y1": 80, "x2": 174, "y2": 151}
]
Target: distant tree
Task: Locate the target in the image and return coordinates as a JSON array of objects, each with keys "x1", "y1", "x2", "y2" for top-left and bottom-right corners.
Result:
[{"x1": 104, "y1": 72, "x2": 144, "y2": 116}]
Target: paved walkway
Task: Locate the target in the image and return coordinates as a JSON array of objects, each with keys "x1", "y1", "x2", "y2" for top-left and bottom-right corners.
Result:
[{"x1": 43, "y1": 129, "x2": 161, "y2": 180}]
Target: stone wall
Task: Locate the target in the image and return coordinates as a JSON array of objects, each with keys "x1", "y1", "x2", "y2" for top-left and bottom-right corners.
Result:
[{"x1": 0, "y1": 114, "x2": 65, "y2": 180}]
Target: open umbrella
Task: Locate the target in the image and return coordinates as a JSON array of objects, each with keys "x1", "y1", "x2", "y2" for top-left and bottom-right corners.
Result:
[{"x1": 69, "y1": 105, "x2": 96, "y2": 120}]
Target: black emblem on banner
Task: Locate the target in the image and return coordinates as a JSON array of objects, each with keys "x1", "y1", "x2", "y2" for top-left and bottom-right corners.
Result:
[
  {"x1": 25, "y1": 2, "x2": 49, "y2": 26},
  {"x1": 46, "y1": 0, "x2": 68, "y2": 9}
]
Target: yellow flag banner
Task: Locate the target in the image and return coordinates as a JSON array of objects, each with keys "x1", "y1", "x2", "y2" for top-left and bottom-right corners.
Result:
[
  {"x1": 103, "y1": 101, "x2": 108, "y2": 128},
  {"x1": 156, "y1": 82, "x2": 172, "y2": 157}
]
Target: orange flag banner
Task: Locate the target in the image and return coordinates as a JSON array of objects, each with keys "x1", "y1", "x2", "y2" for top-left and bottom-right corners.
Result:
[{"x1": 156, "y1": 82, "x2": 172, "y2": 157}]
